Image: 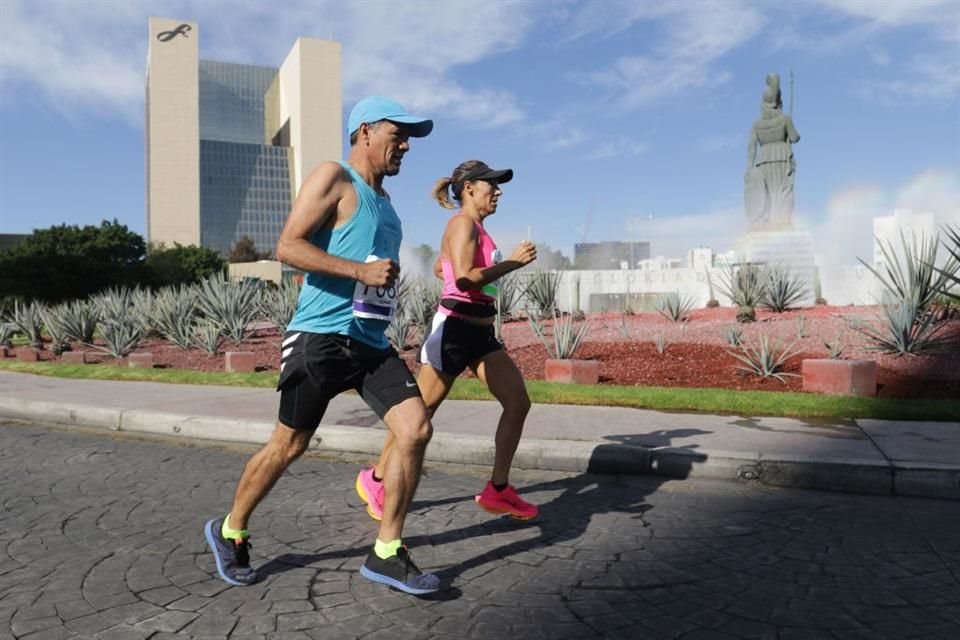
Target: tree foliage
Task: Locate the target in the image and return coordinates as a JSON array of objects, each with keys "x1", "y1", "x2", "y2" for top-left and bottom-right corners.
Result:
[
  {"x1": 0, "y1": 220, "x2": 147, "y2": 303},
  {"x1": 0, "y1": 220, "x2": 227, "y2": 302},
  {"x1": 229, "y1": 236, "x2": 273, "y2": 263},
  {"x1": 146, "y1": 243, "x2": 226, "y2": 287}
]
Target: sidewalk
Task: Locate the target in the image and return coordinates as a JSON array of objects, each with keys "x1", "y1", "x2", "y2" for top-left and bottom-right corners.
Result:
[{"x1": 1, "y1": 370, "x2": 957, "y2": 499}]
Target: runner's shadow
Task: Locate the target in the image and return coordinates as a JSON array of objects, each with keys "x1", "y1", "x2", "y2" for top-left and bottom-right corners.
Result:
[{"x1": 407, "y1": 430, "x2": 708, "y2": 582}]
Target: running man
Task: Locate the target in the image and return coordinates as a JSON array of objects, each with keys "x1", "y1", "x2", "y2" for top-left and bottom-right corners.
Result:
[
  {"x1": 204, "y1": 96, "x2": 441, "y2": 595},
  {"x1": 356, "y1": 160, "x2": 540, "y2": 522}
]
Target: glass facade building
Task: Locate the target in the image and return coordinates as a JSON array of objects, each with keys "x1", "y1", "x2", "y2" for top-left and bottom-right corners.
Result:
[
  {"x1": 147, "y1": 18, "x2": 341, "y2": 264},
  {"x1": 197, "y1": 60, "x2": 291, "y2": 256}
]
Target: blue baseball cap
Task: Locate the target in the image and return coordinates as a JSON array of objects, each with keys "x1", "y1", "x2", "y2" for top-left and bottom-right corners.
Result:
[{"x1": 348, "y1": 96, "x2": 433, "y2": 138}]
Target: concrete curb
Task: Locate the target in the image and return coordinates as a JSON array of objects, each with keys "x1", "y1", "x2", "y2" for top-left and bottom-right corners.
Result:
[{"x1": 1, "y1": 398, "x2": 957, "y2": 500}]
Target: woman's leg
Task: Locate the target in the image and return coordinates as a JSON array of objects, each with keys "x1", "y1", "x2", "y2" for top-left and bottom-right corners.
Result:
[{"x1": 471, "y1": 349, "x2": 531, "y2": 485}]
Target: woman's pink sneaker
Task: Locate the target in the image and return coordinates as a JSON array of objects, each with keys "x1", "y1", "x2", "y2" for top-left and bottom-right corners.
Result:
[
  {"x1": 475, "y1": 482, "x2": 539, "y2": 520},
  {"x1": 355, "y1": 466, "x2": 384, "y2": 521}
]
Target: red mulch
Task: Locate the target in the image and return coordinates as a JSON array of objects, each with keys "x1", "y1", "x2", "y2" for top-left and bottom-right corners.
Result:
[{"x1": 16, "y1": 306, "x2": 960, "y2": 400}]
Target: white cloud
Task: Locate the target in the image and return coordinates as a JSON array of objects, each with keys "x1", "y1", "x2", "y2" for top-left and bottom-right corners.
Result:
[
  {"x1": 806, "y1": 168, "x2": 960, "y2": 271},
  {"x1": 0, "y1": 0, "x2": 535, "y2": 128},
  {"x1": 857, "y1": 54, "x2": 960, "y2": 104},
  {"x1": 634, "y1": 207, "x2": 747, "y2": 260},
  {"x1": 698, "y1": 134, "x2": 742, "y2": 153},
  {"x1": 567, "y1": 1, "x2": 764, "y2": 109},
  {"x1": 773, "y1": 0, "x2": 960, "y2": 104},
  {"x1": 584, "y1": 139, "x2": 650, "y2": 161}
]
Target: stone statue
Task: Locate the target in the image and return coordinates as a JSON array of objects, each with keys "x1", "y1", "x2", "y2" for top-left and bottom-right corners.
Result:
[{"x1": 745, "y1": 73, "x2": 800, "y2": 229}]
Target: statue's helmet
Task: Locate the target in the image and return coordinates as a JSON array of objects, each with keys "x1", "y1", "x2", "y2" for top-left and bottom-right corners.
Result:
[{"x1": 763, "y1": 73, "x2": 782, "y2": 108}]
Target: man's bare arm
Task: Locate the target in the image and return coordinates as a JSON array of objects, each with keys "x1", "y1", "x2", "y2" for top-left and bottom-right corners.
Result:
[{"x1": 275, "y1": 162, "x2": 397, "y2": 287}]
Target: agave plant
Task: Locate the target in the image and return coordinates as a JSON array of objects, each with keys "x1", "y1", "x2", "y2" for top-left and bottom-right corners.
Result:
[
  {"x1": 94, "y1": 320, "x2": 143, "y2": 358},
  {"x1": 853, "y1": 297, "x2": 951, "y2": 356},
  {"x1": 762, "y1": 265, "x2": 809, "y2": 313},
  {"x1": 260, "y1": 278, "x2": 302, "y2": 333},
  {"x1": 525, "y1": 270, "x2": 563, "y2": 319},
  {"x1": 0, "y1": 321, "x2": 16, "y2": 348},
  {"x1": 853, "y1": 230, "x2": 959, "y2": 355},
  {"x1": 795, "y1": 313, "x2": 808, "y2": 339},
  {"x1": 130, "y1": 287, "x2": 158, "y2": 336},
  {"x1": 92, "y1": 287, "x2": 135, "y2": 326},
  {"x1": 40, "y1": 303, "x2": 75, "y2": 355},
  {"x1": 723, "y1": 324, "x2": 744, "y2": 347},
  {"x1": 929, "y1": 224, "x2": 960, "y2": 304},
  {"x1": 861, "y1": 230, "x2": 958, "y2": 314},
  {"x1": 195, "y1": 274, "x2": 261, "y2": 344},
  {"x1": 824, "y1": 333, "x2": 845, "y2": 359},
  {"x1": 193, "y1": 318, "x2": 224, "y2": 356},
  {"x1": 655, "y1": 292, "x2": 695, "y2": 322},
  {"x1": 405, "y1": 276, "x2": 441, "y2": 334},
  {"x1": 714, "y1": 262, "x2": 767, "y2": 323},
  {"x1": 58, "y1": 300, "x2": 99, "y2": 344},
  {"x1": 11, "y1": 301, "x2": 45, "y2": 349},
  {"x1": 154, "y1": 285, "x2": 199, "y2": 349},
  {"x1": 385, "y1": 307, "x2": 417, "y2": 351},
  {"x1": 729, "y1": 334, "x2": 801, "y2": 382},
  {"x1": 653, "y1": 330, "x2": 668, "y2": 354},
  {"x1": 530, "y1": 311, "x2": 592, "y2": 360}
]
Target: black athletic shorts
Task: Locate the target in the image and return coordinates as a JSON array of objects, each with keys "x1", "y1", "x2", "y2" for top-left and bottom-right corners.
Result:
[
  {"x1": 419, "y1": 313, "x2": 503, "y2": 377},
  {"x1": 277, "y1": 331, "x2": 421, "y2": 430}
]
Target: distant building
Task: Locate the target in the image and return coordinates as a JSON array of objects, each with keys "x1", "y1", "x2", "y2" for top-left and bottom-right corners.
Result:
[
  {"x1": 574, "y1": 241, "x2": 650, "y2": 270},
  {"x1": 146, "y1": 17, "x2": 341, "y2": 256},
  {"x1": 687, "y1": 247, "x2": 714, "y2": 270}
]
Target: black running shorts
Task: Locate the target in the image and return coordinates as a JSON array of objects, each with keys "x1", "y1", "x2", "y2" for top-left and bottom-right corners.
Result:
[
  {"x1": 419, "y1": 313, "x2": 503, "y2": 377},
  {"x1": 277, "y1": 331, "x2": 421, "y2": 430}
]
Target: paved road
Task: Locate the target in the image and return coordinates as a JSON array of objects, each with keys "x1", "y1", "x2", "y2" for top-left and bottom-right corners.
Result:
[{"x1": 2, "y1": 422, "x2": 959, "y2": 640}]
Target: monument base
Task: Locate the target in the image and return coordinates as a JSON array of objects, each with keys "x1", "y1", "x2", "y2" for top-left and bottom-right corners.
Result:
[{"x1": 735, "y1": 229, "x2": 816, "y2": 307}]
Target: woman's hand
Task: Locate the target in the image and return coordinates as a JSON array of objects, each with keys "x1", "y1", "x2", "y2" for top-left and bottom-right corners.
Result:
[{"x1": 510, "y1": 240, "x2": 537, "y2": 266}]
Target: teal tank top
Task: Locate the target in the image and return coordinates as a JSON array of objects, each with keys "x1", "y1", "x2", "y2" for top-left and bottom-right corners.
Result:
[{"x1": 286, "y1": 162, "x2": 402, "y2": 349}]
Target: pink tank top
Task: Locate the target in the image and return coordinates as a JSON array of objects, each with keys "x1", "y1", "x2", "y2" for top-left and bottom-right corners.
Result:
[{"x1": 439, "y1": 215, "x2": 501, "y2": 318}]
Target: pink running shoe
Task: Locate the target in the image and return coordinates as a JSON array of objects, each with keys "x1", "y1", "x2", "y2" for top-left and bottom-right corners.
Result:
[
  {"x1": 355, "y1": 466, "x2": 384, "y2": 521},
  {"x1": 475, "y1": 481, "x2": 539, "y2": 520}
]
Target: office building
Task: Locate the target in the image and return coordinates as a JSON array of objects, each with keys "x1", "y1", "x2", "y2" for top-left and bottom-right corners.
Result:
[{"x1": 146, "y1": 17, "x2": 341, "y2": 255}]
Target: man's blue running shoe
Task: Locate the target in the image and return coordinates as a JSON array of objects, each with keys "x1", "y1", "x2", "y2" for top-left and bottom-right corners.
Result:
[
  {"x1": 204, "y1": 517, "x2": 257, "y2": 586},
  {"x1": 360, "y1": 546, "x2": 440, "y2": 595}
]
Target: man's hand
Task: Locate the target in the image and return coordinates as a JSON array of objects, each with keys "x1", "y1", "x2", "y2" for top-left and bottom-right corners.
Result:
[
  {"x1": 357, "y1": 258, "x2": 400, "y2": 287},
  {"x1": 510, "y1": 240, "x2": 537, "y2": 266}
]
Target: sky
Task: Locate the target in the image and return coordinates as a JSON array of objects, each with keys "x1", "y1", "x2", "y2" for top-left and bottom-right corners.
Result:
[{"x1": 1, "y1": 0, "x2": 958, "y2": 270}]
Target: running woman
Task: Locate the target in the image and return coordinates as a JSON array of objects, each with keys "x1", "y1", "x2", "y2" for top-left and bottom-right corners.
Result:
[
  {"x1": 204, "y1": 97, "x2": 441, "y2": 595},
  {"x1": 356, "y1": 160, "x2": 540, "y2": 522}
]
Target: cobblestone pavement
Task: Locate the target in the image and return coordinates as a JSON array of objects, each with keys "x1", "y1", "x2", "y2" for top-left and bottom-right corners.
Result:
[{"x1": 2, "y1": 422, "x2": 959, "y2": 640}]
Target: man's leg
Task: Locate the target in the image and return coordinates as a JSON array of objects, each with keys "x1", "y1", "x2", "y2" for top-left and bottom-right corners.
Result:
[
  {"x1": 204, "y1": 421, "x2": 314, "y2": 586},
  {"x1": 365, "y1": 364, "x2": 454, "y2": 514},
  {"x1": 229, "y1": 421, "x2": 315, "y2": 530},
  {"x1": 360, "y1": 397, "x2": 440, "y2": 594}
]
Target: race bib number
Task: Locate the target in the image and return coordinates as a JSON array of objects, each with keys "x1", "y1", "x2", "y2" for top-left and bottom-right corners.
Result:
[
  {"x1": 353, "y1": 256, "x2": 397, "y2": 321},
  {"x1": 482, "y1": 249, "x2": 503, "y2": 297}
]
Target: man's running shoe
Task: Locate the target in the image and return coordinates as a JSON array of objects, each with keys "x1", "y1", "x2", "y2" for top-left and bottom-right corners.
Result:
[
  {"x1": 203, "y1": 517, "x2": 257, "y2": 586},
  {"x1": 355, "y1": 466, "x2": 384, "y2": 521},
  {"x1": 360, "y1": 546, "x2": 440, "y2": 595},
  {"x1": 475, "y1": 481, "x2": 539, "y2": 520}
]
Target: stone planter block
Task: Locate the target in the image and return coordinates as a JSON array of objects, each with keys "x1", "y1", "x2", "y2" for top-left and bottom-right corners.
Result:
[
  {"x1": 802, "y1": 359, "x2": 876, "y2": 397},
  {"x1": 128, "y1": 353, "x2": 155, "y2": 369},
  {"x1": 225, "y1": 351, "x2": 256, "y2": 373},
  {"x1": 0, "y1": 345, "x2": 13, "y2": 358},
  {"x1": 544, "y1": 358, "x2": 599, "y2": 385},
  {"x1": 62, "y1": 351, "x2": 88, "y2": 365},
  {"x1": 16, "y1": 348, "x2": 39, "y2": 362}
]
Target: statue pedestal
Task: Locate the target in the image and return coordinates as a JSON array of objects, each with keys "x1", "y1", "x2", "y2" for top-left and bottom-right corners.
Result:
[{"x1": 736, "y1": 229, "x2": 816, "y2": 307}]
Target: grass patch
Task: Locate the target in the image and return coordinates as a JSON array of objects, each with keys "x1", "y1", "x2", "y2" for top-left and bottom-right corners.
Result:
[{"x1": 1, "y1": 360, "x2": 957, "y2": 421}]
